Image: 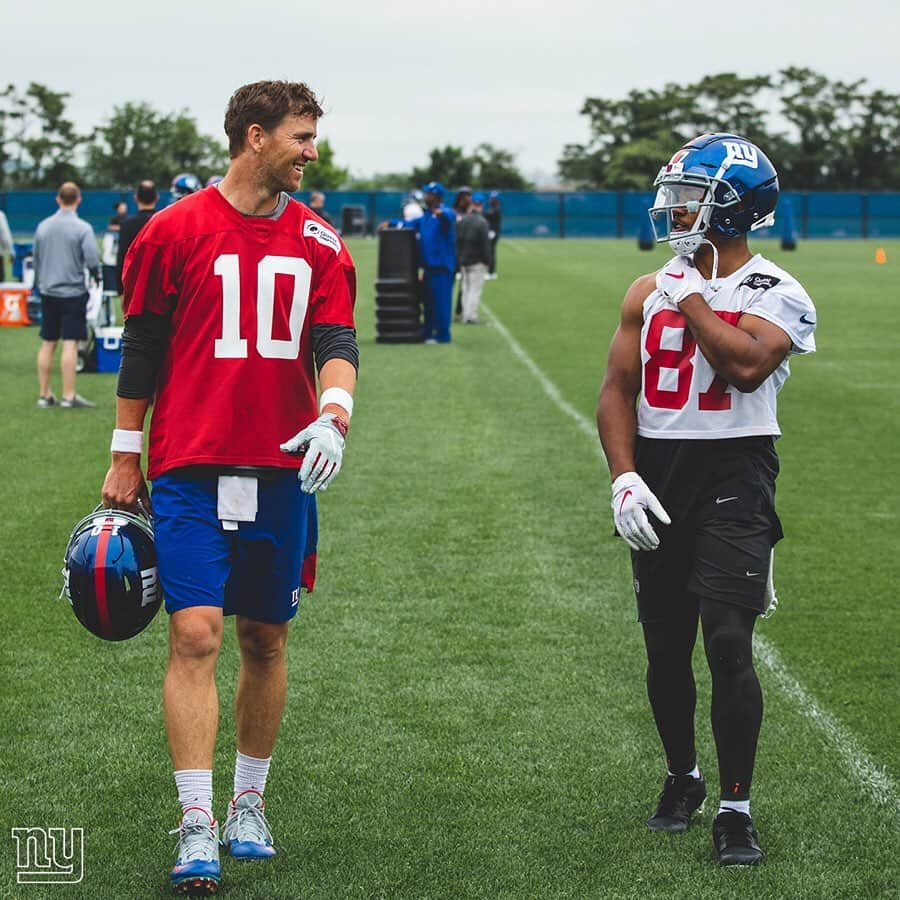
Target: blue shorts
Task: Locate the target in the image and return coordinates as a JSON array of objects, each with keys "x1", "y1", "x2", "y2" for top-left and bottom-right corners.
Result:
[{"x1": 151, "y1": 470, "x2": 318, "y2": 623}]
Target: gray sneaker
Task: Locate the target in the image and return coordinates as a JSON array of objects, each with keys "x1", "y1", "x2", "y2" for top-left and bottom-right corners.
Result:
[
  {"x1": 60, "y1": 394, "x2": 96, "y2": 409},
  {"x1": 37, "y1": 394, "x2": 57, "y2": 408},
  {"x1": 222, "y1": 790, "x2": 276, "y2": 859},
  {"x1": 169, "y1": 808, "x2": 221, "y2": 894}
]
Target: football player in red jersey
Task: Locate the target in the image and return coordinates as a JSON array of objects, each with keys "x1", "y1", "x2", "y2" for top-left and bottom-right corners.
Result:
[
  {"x1": 597, "y1": 134, "x2": 816, "y2": 866},
  {"x1": 101, "y1": 81, "x2": 358, "y2": 895}
]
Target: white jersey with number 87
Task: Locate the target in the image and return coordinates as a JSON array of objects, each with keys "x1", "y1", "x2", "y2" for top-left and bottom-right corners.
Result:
[{"x1": 637, "y1": 254, "x2": 816, "y2": 440}]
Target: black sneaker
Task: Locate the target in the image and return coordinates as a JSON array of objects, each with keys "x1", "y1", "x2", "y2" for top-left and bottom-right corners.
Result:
[
  {"x1": 37, "y1": 394, "x2": 57, "y2": 408},
  {"x1": 713, "y1": 810, "x2": 763, "y2": 866},
  {"x1": 646, "y1": 773, "x2": 706, "y2": 832}
]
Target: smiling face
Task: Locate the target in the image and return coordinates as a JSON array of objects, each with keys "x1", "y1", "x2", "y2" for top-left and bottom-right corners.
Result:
[{"x1": 256, "y1": 113, "x2": 319, "y2": 194}]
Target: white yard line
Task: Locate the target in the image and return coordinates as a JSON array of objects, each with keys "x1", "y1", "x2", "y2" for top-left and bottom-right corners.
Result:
[
  {"x1": 482, "y1": 300, "x2": 900, "y2": 816},
  {"x1": 486, "y1": 310, "x2": 603, "y2": 451},
  {"x1": 753, "y1": 637, "x2": 899, "y2": 813}
]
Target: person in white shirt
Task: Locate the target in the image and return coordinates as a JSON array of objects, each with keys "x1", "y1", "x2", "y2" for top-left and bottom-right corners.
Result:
[
  {"x1": 402, "y1": 189, "x2": 424, "y2": 222},
  {"x1": 597, "y1": 133, "x2": 816, "y2": 867}
]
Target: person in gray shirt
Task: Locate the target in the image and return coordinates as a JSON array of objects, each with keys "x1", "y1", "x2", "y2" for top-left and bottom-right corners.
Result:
[
  {"x1": 33, "y1": 182, "x2": 100, "y2": 408},
  {"x1": 456, "y1": 192, "x2": 491, "y2": 324}
]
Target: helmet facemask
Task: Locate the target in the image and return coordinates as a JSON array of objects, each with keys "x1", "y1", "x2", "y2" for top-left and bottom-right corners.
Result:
[{"x1": 649, "y1": 168, "x2": 740, "y2": 255}]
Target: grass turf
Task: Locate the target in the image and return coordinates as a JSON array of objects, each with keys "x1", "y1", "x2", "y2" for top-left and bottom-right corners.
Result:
[{"x1": 0, "y1": 238, "x2": 897, "y2": 898}]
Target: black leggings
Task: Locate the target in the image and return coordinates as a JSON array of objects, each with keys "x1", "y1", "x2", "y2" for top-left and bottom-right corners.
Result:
[{"x1": 642, "y1": 597, "x2": 762, "y2": 800}]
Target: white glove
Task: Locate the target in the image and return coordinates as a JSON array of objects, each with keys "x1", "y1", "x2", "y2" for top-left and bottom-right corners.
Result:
[
  {"x1": 611, "y1": 472, "x2": 671, "y2": 552},
  {"x1": 280, "y1": 414, "x2": 347, "y2": 493},
  {"x1": 655, "y1": 255, "x2": 707, "y2": 305}
]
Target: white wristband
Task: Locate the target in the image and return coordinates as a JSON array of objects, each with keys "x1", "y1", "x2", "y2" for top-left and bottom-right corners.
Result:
[
  {"x1": 319, "y1": 387, "x2": 354, "y2": 419},
  {"x1": 110, "y1": 429, "x2": 143, "y2": 454}
]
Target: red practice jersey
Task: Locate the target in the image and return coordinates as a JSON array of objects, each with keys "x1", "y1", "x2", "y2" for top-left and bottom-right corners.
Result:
[{"x1": 122, "y1": 187, "x2": 356, "y2": 479}]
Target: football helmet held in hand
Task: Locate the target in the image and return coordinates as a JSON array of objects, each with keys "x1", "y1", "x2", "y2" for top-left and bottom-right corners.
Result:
[
  {"x1": 649, "y1": 133, "x2": 779, "y2": 255},
  {"x1": 62, "y1": 506, "x2": 162, "y2": 641}
]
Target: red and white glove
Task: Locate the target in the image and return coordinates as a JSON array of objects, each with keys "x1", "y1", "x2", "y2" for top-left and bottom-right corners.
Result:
[
  {"x1": 611, "y1": 472, "x2": 671, "y2": 551},
  {"x1": 655, "y1": 255, "x2": 707, "y2": 305},
  {"x1": 280, "y1": 414, "x2": 348, "y2": 493}
]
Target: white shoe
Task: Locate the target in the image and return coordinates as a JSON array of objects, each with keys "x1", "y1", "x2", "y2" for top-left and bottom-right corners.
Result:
[
  {"x1": 169, "y1": 807, "x2": 220, "y2": 894},
  {"x1": 222, "y1": 790, "x2": 276, "y2": 859}
]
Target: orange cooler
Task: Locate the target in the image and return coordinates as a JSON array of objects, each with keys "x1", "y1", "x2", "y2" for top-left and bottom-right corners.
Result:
[{"x1": 0, "y1": 283, "x2": 32, "y2": 326}]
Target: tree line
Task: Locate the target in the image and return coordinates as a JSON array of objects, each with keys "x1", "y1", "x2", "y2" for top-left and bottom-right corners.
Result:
[
  {"x1": 0, "y1": 83, "x2": 352, "y2": 192},
  {"x1": 2, "y1": 70, "x2": 898, "y2": 193},
  {"x1": 559, "y1": 68, "x2": 900, "y2": 191},
  {"x1": 0, "y1": 83, "x2": 533, "y2": 193}
]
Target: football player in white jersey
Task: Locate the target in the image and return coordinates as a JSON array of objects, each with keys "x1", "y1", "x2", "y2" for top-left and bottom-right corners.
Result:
[{"x1": 597, "y1": 133, "x2": 816, "y2": 866}]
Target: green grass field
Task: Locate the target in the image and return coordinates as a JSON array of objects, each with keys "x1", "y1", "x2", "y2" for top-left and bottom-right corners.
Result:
[{"x1": 1, "y1": 238, "x2": 898, "y2": 899}]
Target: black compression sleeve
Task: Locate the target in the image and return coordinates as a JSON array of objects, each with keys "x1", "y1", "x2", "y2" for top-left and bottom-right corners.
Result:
[
  {"x1": 117, "y1": 314, "x2": 170, "y2": 399},
  {"x1": 311, "y1": 324, "x2": 359, "y2": 374}
]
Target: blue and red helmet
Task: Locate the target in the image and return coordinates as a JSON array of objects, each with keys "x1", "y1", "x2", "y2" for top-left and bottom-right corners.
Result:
[
  {"x1": 170, "y1": 172, "x2": 201, "y2": 201},
  {"x1": 649, "y1": 133, "x2": 779, "y2": 255},
  {"x1": 62, "y1": 507, "x2": 162, "y2": 641},
  {"x1": 421, "y1": 181, "x2": 445, "y2": 199}
]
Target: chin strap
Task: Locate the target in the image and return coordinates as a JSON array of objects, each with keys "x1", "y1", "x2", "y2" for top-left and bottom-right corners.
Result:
[{"x1": 699, "y1": 239, "x2": 720, "y2": 287}]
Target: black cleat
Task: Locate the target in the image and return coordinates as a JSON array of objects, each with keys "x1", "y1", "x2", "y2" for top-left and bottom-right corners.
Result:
[
  {"x1": 646, "y1": 773, "x2": 706, "y2": 832},
  {"x1": 713, "y1": 810, "x2": 764, "y2": 866}
]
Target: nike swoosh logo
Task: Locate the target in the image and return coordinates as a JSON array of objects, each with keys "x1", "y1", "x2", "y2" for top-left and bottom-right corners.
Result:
[
  {"x1": 800, "y1": 313, "x2": 816, "y2": 325},
  {"x1": 715, "y1": 496, "x2": 738, "y2": 504},
  {"x1": 666, "y1": 272, "x2": 685, "y2": 279},
  {"x1": 746, "y1": 571, "x2": 760, "y2": 577},
  {"x1": 619, "y1": 490, "x2": 632, "y2": 514}
]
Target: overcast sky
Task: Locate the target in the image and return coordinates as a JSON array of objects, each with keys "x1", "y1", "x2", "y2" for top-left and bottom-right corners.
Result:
[{"x1": 8, "y1": 1, "x2": 898, "y2": 184}]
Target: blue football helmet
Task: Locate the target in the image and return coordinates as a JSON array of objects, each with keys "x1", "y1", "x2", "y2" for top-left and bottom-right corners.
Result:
[
  {"x1": 62, "y1": 507, "x2": 162, "y2": 641},
  {"x1": 649, "y1": 133, "x2": 779, "y2": 255},
  {"x1": 170, "y1": 172, "x2": 201, "y2": 201}
]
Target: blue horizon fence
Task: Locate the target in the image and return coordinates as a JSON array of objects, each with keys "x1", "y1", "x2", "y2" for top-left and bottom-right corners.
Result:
[{"x1": 3, "y1": 189, "x2": 899, "y2": 240}]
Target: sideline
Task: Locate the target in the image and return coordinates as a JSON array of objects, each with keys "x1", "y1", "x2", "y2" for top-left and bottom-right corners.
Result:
[{"x1": 482, "y1": 300, "x2": 900, "y2": 817}]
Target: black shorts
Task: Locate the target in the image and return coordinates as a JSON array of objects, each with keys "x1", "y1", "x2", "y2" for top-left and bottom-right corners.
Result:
[
  {"x1": 631, "y1": 436, "x2": 783, "y2": 622},
  {"x1": 39, "y1": 294, "x2": 88, "y2": 341}
]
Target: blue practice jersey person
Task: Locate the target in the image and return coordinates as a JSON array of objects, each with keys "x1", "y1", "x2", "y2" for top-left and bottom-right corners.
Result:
[{"x1": 398, "y1": 181, "x2": 456, "y2": 343}]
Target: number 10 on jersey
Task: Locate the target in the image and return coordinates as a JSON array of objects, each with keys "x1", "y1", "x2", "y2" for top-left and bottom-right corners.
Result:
[{"x1": 214, "y1": 254, "x2": 312, "y2": 360}]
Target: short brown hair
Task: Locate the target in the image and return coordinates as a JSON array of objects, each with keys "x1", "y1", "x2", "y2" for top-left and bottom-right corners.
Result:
[
  {"x1": 135, "y1": 180, "x2": 158, "y2": 205},
  {"x1": 58, "y1": 182, "x2": 81, "y2": 205},
  {"x1": 224, "y1": 81, "x2": 324, "y2": 158}
]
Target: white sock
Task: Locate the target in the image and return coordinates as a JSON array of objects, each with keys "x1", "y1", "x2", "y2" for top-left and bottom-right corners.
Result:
[
  {"x1": 174, "y1": 769, "x2": 213, "y2": 816},
  {"x1": 668, "y1": 765, "x2": 701, "y2": 779},
  {"x1": 719, "y1": 799, "x2": 750, "y2": 816},
  {"x1": 234, "y1": 751, "x2": 272, "y2": 798}
]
